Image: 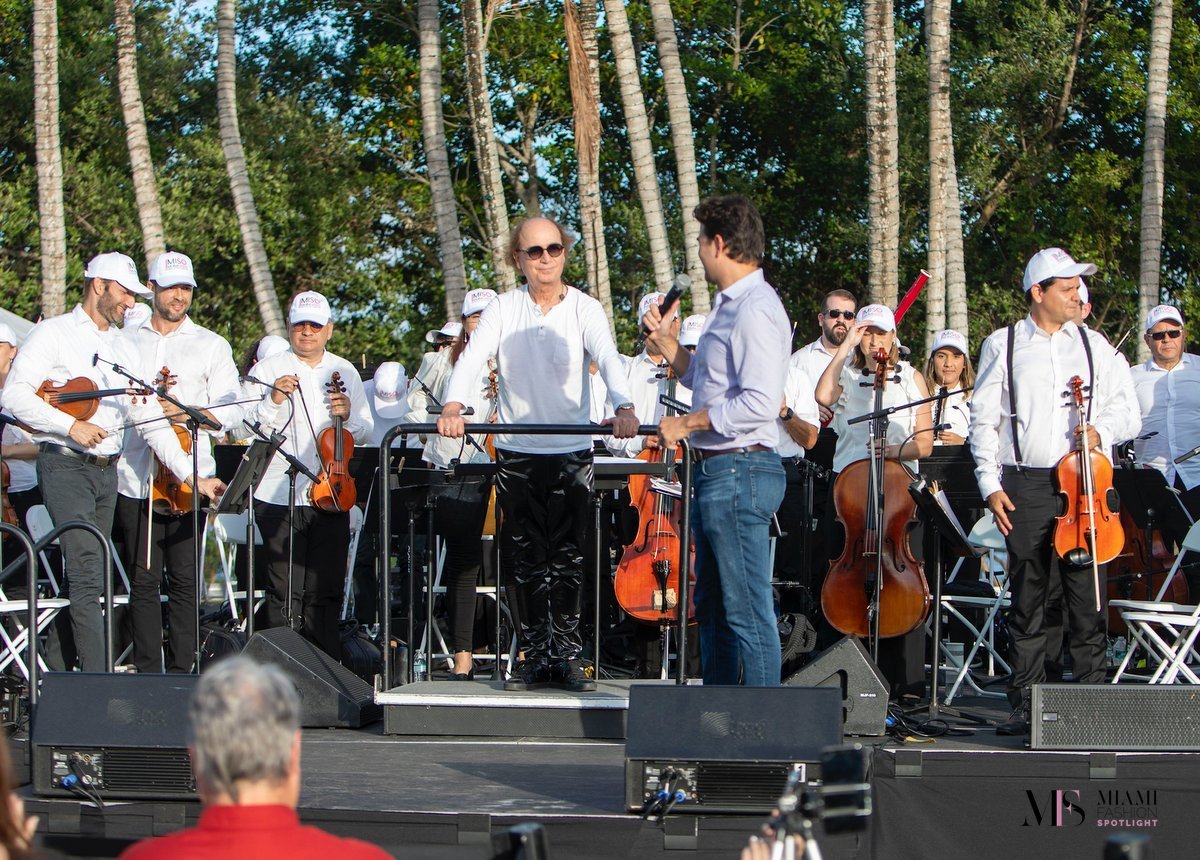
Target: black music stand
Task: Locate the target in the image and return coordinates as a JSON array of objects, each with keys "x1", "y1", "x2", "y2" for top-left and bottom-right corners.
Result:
[
  {"x1": 1113, "y1": 467, "x2": 1192, "y2": 597},
  {"x1": 213, "y1": 438, "x2": 282, "y2": 637}
]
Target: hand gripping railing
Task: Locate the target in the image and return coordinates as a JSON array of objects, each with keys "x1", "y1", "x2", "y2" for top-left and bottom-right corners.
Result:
[
  {"x1": 0, "y1": 519, "x2": 119, "y2": 703},
  {"x1": 377, "y1": 423, "x2": 694, "y2": 688}
]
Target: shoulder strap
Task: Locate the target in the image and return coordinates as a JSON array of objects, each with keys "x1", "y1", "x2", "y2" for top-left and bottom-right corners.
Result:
[{"x1": 1007, "y1": 324, "x2": 1022, "y2": 468}]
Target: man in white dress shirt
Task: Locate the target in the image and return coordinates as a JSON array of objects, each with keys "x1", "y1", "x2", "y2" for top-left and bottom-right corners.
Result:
[
  {"x1": 970, "y1": 248, "x2": 1139, "y2": 734},
  {"x1": 437, "y1": 216, "x2": 638, "y2": 692}
]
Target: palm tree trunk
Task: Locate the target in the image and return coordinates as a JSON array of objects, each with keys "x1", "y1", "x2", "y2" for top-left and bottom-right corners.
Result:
[
  {"x1": 1138, "y1": 0, "x2": 1173, "y2": 361},
  {"x1": 417, "y1": 0, "x2": 469, "y2": 320},
  {"x1": 463, "y1": 0, "x2": 516, "y2": 292},
  {"x1": 648, "y1": 0, "x2": 708, "y2": 313},
  {"x1": 33, "y1": 0, "x2": 66, "y2": 317},
  {"x1": 603, "y1": 0, "x2": 674, "y2": 295},
  {"x1": 864, "y1": 0, "x2": 900, "y2": 307},
  {"x1": 216, "y1": 0, "x2": 284, "y2": 336},
  {"x1": 924, "y1": 0, "x2": 949, "y2": 351},
  {"x1": 114, "y1": 0, "x2": 165, "y2": 264},
  {"x1": 566, "y1": 0, "x2": 614, "y2": 329}
]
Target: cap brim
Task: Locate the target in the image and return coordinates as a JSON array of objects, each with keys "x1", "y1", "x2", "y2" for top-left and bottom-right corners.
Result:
[
  {"x1": 373, "y1": 397, "x2": 407, "y2": 419},
  {"x1": 154, "y1": 277, "x2": 197, "y2": 289},
  {"x1": 122, "y1": 280, "x2": 153, "y2": 298},
  {"x1": 290, "y1": 313, "x2": 329, "y2": 326}
]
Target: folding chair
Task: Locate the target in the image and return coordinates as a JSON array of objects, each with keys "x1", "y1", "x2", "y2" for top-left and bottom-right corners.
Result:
[{"x1": 209, "y1": 511, "x2": 266, "y2": 629}]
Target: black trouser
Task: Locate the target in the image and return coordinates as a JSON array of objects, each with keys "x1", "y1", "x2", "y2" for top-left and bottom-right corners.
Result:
[
  {"x1": 432, "y1": 477, "x2": 490, "y2": 652},
  {"x1": 1002, "y1": 467, "x2": 1107, "y2": 702},
  {"x1": 496, "y1": 448, "x2": 593, "y2": 664},
  {"x1": 255, "y1": 502, "x2": 349, "y2": 657},
  {"x1": 774, "y1": 458, "x2": 820, "y2": 615},
  {"x1": 114, "y1": 494, "x2": 202, "y2": 673}
]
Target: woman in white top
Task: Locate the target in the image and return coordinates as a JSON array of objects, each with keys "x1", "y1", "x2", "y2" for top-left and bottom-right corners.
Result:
[
  {"x1": 407, "y1": 288, "x2": 498, "y2": 680},
  {"x1": 923, "y1": 329, "x2": 974, "y2": 445}
]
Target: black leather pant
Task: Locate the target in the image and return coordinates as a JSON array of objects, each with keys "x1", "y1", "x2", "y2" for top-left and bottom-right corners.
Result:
[{"x1": 496, "y1": 448, "x2": 593, "y2": 663}]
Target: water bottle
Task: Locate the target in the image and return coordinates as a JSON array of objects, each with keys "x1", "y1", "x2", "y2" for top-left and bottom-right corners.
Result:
[{"x1": 413, "y1": 652, "x2": 427, "y2": 681}]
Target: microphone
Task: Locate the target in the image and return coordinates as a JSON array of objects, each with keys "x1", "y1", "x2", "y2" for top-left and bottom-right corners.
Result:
[
  {"x1": 242, "y1": 374, "x2": 289, "y2": 397},
  {"x1": 92, "y1": 353, "x2": 99, "y2": 367},
  {"x1": 641, "y1": 273, "x2": 690, "y2": 335}
]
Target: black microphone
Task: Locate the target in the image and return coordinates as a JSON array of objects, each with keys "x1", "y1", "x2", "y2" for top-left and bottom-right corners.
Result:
[
  {"x1": 641, "y1": 273, "x2": 690, "y2": 335},
  {"x1": 92, "y1": 353, "x2": 99, "y2": 367}
]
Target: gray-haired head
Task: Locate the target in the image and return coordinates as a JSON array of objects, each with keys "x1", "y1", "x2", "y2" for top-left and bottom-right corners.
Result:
[{"x1": 189, "y1": 656, "x2": 300, "y2": 802}]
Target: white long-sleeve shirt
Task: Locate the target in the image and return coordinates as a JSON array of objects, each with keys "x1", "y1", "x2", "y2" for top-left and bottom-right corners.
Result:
[
  {"x1": 443, "y1": 285, "x2": 633, "y2": 454},
  {"x1": 776, "y1": 363, "x2": 820, "y2": 459},
  {"x1": 241, "y1": 349, "x2": 373, "y2": 506},
  {"x1": 2, "y1": 306, "x2": 193, "y2": 482},
  {"x1": 969, "y1": 316, "x2": 1140, "y2": 499},
  {"x1": 604, "y1": 351, "x2": 692, "y2": 458},
  {"x1": 408, "y1": 348, "x2": 495, "y2": 468},
  {"x1": 1130, "y1": 352, "x2": 1200, "y2": 490},
  {"x1": 115, "y1": 316, "x2": 242, "y2": 498}
]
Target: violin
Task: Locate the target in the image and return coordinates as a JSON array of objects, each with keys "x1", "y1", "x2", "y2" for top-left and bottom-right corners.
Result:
[
  {"x1": 1053, "y1": 376, "x2": 1123, "y2": 611},
  {"x1": 33, "y1": 377, "x2": 148, "y2": 422},
  {"x1": 308, "y1": 372, "x2": 357, "y2": 513},
  {"x1": 821, "y1": 348, "x2": 930, "y2": 640},
  {"x1": 150, "y1": 366, "x2": 194, "y2": 516}
]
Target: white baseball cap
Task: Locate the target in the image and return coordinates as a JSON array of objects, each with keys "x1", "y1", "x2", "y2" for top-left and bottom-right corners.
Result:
[
  {"x1": 930, "y1": 329, "x2": 968, "y2": 355},
  {"x1": 0, "y1": 323, "x2": 17, "y2": 346},
  {"x1": 84, "y1": 251, "x2": 150, "y2": 297},
  {"x1": 123, "y1": 302, "x2": 152, "y2": 329},
  {"x1": 462, "y1": 288, "x2": 498, "y2": 317},
  {"x1": 148, "y1": 251, "x2": 196, "y2": 288},
  {"x1": 425, "y1": 322, "x2": 463, "y2": 344},
  {"x1": 1146, "y1": 304, "x2": 1184, "y2": 332},
  {"x1": 638, "y1": 291, "x2": 680, "y2": 322},
  {"x1": 256, "y1": 334, "x2": 290, "y2": 362},
  {"x1": 372, "y1": 361, "x2": 409, "y2": 419},
  {"x1": 1077, "y1": 279, "x2": 1089, "y2": 306},
  {"x1": 679, "y1": 314, "x2": 706, "y2": 347},
  {"x1": 288, "y1": 291, "x2": 331, "y2": 327},
  {"x1": 856, "y1": 304, "x2": 896, "y2": 333},
  {"x1": 1023, "y1": 248, "x2": 1097, "y2": 292}
]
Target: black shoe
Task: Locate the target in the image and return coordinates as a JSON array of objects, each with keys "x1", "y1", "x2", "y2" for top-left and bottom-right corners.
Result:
[
  {"x1": 504, "y1": 659, "x2": 550, "y2": 691},
  {"x1": 997, "y1": 690, "x2": 1031, "y2": 736},
  {"x1": 447, "y1": 669, "x2": 475, "y2": 681},
  {"x1": 551, "y1": 659, "x2": 597, "y2": 692}
]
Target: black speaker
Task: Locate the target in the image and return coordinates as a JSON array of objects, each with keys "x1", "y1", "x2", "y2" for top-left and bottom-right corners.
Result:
[
  {"x1": 624, "y1": 684, "x2": 842, "y2": 813},
  {"x1": 1031, "y1": 684, "x2": 1200, "y2": 751},
  {"x1": 32, "y1": 673, "x2": 198, "y2": 799},
  {"x1": 242, "y1": 627, "x2": 381, "y2": 728},
  {"x1": 783, "y1": 636, "x2": 889, "y2": 736}
]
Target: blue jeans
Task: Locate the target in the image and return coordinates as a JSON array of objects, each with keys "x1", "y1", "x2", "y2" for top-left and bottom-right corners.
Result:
[{"x1": 692, "y1": 450, "x2": 786, "y2": 685}]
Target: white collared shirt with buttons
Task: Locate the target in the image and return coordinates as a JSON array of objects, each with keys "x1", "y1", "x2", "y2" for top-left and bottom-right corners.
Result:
[
  {"x1": 1131, "y1": 352, "x2": 1200, "y2": 490},
  {"x1": 604, "y1": 351, "x2": 692, "y2": 458}
]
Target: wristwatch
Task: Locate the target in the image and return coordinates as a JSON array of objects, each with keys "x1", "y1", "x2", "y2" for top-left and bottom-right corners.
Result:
[
  {"x1": 780, "y1": 407, "x2": 794, "y2": 421},
  {"x1": 615, "y1": 402, "x2": 635, "y2": 412}
]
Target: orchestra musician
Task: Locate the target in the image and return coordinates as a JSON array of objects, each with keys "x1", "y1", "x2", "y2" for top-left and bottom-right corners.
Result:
[
  {"x1": 815, "y1": 304, "x2": 934, "y2": 699},
  {"x1": 923, "y1": 329, "x2": 973, "y2": 445},
  {"x1": 2, "y1": 252, "x2": 224, "y2": 672},
  {"x1": 970, "y1": 248, "x2": 1139, "y2": 735},
  {"x1": 678, "y1": 315, "x2": 705, "y2": 354},
  {"x1": 114, "y1": 252, "x2": 241, "y2": 673},
  {"x1": 437, "y1": 217, "x2": 638, "y2": 693},
  {"x1": 408, "y1": 288, "x2": 499, "y2": 681},
  {"x1": 242, "y1": 290, "x2": 373, "y2": 658},
  {"x1": 0, "y1": 324, "x2": 40, "y2": 541}
]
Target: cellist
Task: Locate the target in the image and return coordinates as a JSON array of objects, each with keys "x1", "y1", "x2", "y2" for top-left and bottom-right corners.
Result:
[
  {"x1": 970, "y1": 248, "x2": 1139, "y2": 736},
  {"x1": 814, "y1": 304, "x2": 933, "y2": 700}
]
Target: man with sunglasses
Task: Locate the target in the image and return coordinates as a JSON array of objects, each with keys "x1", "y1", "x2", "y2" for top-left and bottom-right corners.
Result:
[
  {"x1": 1131, "y1": 305, "x2": 1200, "y2": 581},
  {"x1": 437, "y1": 217, "x2": 638, "y2": 692}
]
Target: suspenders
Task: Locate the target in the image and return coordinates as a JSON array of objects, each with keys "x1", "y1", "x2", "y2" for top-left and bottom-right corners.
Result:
[{"x1": 1006, "y1": 322, "x2": 1095, "y2": 470}]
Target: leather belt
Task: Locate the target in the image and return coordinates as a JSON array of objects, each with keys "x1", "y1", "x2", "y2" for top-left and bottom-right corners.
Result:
[
  {"x1": 39, "y1": 442, "x2": 121, "y2": 468},
  {"x1": 691, "y1": 444, "x2": 771, "y2": 462}
]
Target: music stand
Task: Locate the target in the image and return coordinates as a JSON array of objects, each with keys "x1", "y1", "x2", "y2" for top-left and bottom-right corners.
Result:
[
  {"x1": 1113, "y1": 467, "x2": 1193, "y2": 596},
  {"x1": 213, "y1": 438, "x2": 282, "y2": 637}
]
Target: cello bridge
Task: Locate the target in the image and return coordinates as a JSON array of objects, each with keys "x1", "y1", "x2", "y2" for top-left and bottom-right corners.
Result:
[{"x1": 652, "y1": 589, "x2": 678, "y2": 611}]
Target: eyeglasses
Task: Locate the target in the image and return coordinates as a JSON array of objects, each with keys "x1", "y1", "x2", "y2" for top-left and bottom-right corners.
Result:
[
  {"x1": 291, "y1": 321, "x2": 324, "y2": 332},
  {"x1": 434, "y1": 340, "x2": 454, "y2": 349},
  {"x1": 823, "y1": 309, "x2": 855, "y2": 321},
  {"x1": 519, "y1": 243, "x2": 565, "y2": 261},
  {"x1": 1149, "y1": 329, "x2": 1183, "y2": 342}
]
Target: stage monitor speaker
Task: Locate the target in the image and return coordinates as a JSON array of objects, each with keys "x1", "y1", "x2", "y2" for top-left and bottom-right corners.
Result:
[
  {"x1": 783, "y1": 636, "x2": 888, "y2": 737},
  {"x1": 32, "y1": 673, "x2": 198, "y2": 800},
  {"x1": 1031, "y1": 684, "x2": 1200, "y2": 751},
  {"x1": 624, "y1": 684, "x2": 842, "y2": 813},
  {"x1": 243, "y1": 627, "x2": 381, "y2": 728}
]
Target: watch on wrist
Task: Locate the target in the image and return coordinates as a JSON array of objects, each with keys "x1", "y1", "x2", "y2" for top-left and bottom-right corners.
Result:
[
  {"x1": 615, "y1": 402, "x2": 635, "y2": 412},
  {"x1": 781, "y1": 407, "x2": 794, "y2": 421}
]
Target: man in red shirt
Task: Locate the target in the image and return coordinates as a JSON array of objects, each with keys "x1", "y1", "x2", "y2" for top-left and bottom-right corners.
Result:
[{"x1": 119, "y1": 657, "x2": 389, "y2": 859}]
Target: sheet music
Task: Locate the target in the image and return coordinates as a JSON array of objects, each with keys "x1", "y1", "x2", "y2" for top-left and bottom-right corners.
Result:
[{"x1": 933, "y1": 484, "x2": 972, "y2": 546}]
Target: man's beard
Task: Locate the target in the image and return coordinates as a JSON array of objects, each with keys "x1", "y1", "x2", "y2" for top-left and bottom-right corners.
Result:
[
  {"x1": 97, "y1": 288, "x2": 126, "y2": 327},
  {"x1": 155, "y1": 301, "x2": 188, "y2": 323},
  {"x1": 825, "y1": 324, "x2": 848, "y2": 346}
]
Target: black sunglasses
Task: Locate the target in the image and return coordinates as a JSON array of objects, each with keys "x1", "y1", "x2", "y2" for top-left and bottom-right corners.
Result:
[
  {"x1": 519, "y1": 243, "x2": 565, "y2": 261},
  {"x1": 824, "y1": 309, "x2": 855, "y2": 321},
  {"x1": 1149, "y1": 329, "x2": 1183, "y2": 342}
]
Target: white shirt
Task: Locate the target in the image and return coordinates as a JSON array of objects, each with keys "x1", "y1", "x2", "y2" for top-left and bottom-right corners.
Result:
[
  {"x1": 242, "y1": 350, "x2": 373, "y2": 506},
  {"x1": 443, "y1": 285, "x2": 633, "y2": 455},
  {"x1": 604, "y1": 351, "x2": 692, "y2": 458},
  {"x1": 115, "y1": 316, "x2": 241, "y2": 498},
  {"x1": 831, "y1": 361, "x2": 924, "y2": 474},
  {"x1": 790, "y1": 337, "x2": 840, "y2": 378},
  {"x1": 1, "y1": 419, "x2": 37, "y2": 492},
  {"x1": 1130, "y1": 352, "x2": 1200, "y2": 490},
  {"x1": 1, "y1": 306, "x2": 193, "y2": 482},
  {"x1": 408, "y1": 348, "x2": 495, "y2": 468},
  {"x1": 777, "y1": 364, "x2": 820, "y2": 459},
  {"x1": 970, "y1": 316, "x2": 1140, "y2": 499},
  {"x1": 931, "y1": 386, "x2": 971, "y2": 444}
]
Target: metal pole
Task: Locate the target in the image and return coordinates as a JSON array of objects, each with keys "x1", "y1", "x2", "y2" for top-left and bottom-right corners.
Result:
[{"x1": 675, "y1": 439, "x2": 693, "y2": 684}]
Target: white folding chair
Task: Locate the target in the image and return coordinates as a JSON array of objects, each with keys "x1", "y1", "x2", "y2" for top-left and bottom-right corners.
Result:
[
  {"x1": 341, "y1": 505, "x2": 366, "y2": 621},
  {"x1": 209, "y1": 511, "x2": 266, "y2": 628}
]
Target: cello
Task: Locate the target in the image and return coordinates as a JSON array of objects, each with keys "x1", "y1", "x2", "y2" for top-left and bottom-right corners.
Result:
[
  {"x1": 149, "y1": 366, "x2": 194, "y2": 516},
  {"x1": 821, "y1": 349, "x2": 930, "y2": 642},
  {"x1": 308, "y1": 372, "x2": 357, "y2": 513}
]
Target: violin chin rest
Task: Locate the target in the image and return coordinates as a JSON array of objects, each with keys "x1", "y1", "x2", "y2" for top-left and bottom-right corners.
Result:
[
  {"x1": 1106, "y1": 488, "x2": 1120, "y2": 511},
  {"x1": 1064, "y1": 548, "x2": 1094, "y2": 567}
]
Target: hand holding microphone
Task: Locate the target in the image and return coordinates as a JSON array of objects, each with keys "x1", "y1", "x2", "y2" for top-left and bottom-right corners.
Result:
[{"x1": 641, "y1": 273, "x2": 691, "y2": 337}]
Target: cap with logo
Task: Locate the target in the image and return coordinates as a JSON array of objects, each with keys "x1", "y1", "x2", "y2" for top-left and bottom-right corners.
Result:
[
  {"x1": 638, "y1": 291, "x2": 680, "y2": 323},
  {"x1": 123, "y1": 303, "x2": 152, "y2": 329},
  {"x1": 372, "y1": 361, "x2": 409, "y2": 419},
  {"x1": 856, "y1": 304, "x2": 896, "y2": 333},
  {"x1": 1022, "y1": 248, "x2": 1097, "y2": 292},
  {"x1": 148, "y1": 251, "x2": 197, "y2": 289},
  {"x1": 256, "y1": 334, "x2": 290, "y2": 362},
  {"x1": 1145, "y1": 304, "x2": 1184, "y2": 332},
  {"x1": 679, "y1": 314, "x2": 706, "y2": 347},
  {"x1": 930, "y1": 329, "x2": 968, "y2": 355},
  {"x1": 425, "y1": 322, "x2": 463, "y2": 344},
  {"x1": 84, "y1": 252, "x2": 150, "y2": 297},
  {"x1": 289, "y1": 291, "x2": 331, "y2": 327},
  {"x1": 462, "y1": 288, "x2": 498, "y2": 317}
]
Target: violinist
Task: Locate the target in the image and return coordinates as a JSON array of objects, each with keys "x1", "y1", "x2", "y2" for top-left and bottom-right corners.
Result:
[
  {"x1": 970, "y1": 248, "x2": 1139, "y2": 735},
  {"x1": 114, "y1": 252, "x2": 241, "y2": 673},
  {"x1": 0, "y1": 324, "x2": 40, "y2": 539},
  {"x1": 408, "y1": 288, "x2": 498, "y2": 681},
  {"x1": 2, "y1": 252, "x2": 225, "y2": 672},
  {"x1": 243, "y1": 290, "x2": 373, "y2": 658},
  {"x1": 923, "y1": 329, "x2": 973, "y2": 445},
  {"x1": 814, "y1": 304, "x2": 933, "y2": 699}
]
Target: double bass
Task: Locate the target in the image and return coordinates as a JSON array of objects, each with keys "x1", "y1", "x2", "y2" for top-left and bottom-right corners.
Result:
[
  {"x1": 308, "y1": 372, "x2": 357, "y2": 513},
  {"x1": 821, "y1": 349, "x2": 930, "y2": 641},
  {"x1": 150, "y1": 366, "x2": 194, "y2": 516}
]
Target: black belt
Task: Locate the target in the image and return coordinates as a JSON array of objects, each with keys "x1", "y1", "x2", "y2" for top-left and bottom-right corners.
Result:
[
  {"x1": 1002, "y1": 464, "x2": 1054, "y2": 478},
  {"x1": 39, "y1": 442, "x2": 121, "y2": 468},
  {"x1": 692, "y1": 444, "x2": 772, "y2": 462}
]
